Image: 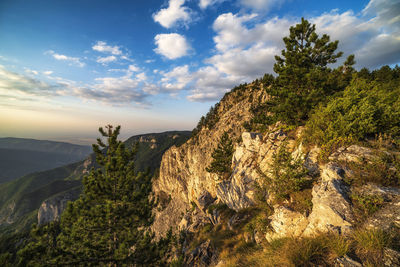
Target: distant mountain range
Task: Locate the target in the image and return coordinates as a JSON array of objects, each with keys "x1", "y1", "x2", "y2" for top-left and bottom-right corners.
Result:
[
  {"x1": 0, "y1": 131, "x2": 191, "y2": 235},
  {"x1": 0, "y1": 138, "x2": 92, "y2": 184}
]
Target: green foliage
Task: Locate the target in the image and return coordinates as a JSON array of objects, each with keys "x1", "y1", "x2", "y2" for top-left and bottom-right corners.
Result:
[
  {"x1": 265, "y1": 18, "x2": 352, "y2": 126},
  {"x1": 351, "y1": 192, "x2": 384, "y2": 221},
  {"x1": 264, "y1": 142, "x2": 310, "y2": 200},
  {"x1": 206, "y1": 132, "x2": 234, "y2": 180},
  {"x1": 55, "y1": 125, "x2": 157, "y2": 265},
  {"x1": 342, "y1": 151, "x2": 400, "y2": 187},
  {"x1": 305, "y1": 68, "x2": 400, "y2": 151},
  {"x1": 17, "y1": 125, "x2": 163, "y2": 266},
  {"x1": 17, "y1": 222, "x2": 61, "y2": 266},
  {"x1": 192, "y1": 104, "x2": 220, "y2": 137}
]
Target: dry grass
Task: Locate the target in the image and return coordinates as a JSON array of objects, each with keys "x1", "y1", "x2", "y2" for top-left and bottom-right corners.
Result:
[{"x1": 352, "y1": 228, "x2": 391, "y2": 265}]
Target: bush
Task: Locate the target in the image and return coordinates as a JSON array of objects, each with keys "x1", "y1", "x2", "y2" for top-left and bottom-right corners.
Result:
[
  {"x1": 264, "y1": 142, "x2": 311, "y2": 200},
  {"x1": 345, "y1": 151, "x2": 400, "y2": 187},
  {"x1": 305, "y1": 68, "x2": 400, "y2": 151},
  {"x1": 351, "y1": 192, "x2": 384, "y2": 220},
  {"x1": 206, "y1": 132, "x2": 234, "y2": 180}
]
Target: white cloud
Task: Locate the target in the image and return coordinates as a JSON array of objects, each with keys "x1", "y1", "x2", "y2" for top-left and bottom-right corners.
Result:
[
  {"x1": 145, "y1": 59, "x2": 155, "y2": 63},
  {"x1": 199, "y1": 0, "x2": 226, "y2": 9},
  {"x1": 0, "y1": 65, "x2": 64, "y2": 98},
  {"x1": 153, "y1": 0, "x2": 192, "y2": 28},
  {"x1": 136, "y1": 72, "x2": 147, "y2": 81},
  {"x1": 43, "y1": 71, "x2": 53, "y2": 76},
  {"x1": 96, "y1": 55, "x2": 117, "y2": 64},
  {"x1": 92, "y1": 41, "x2": 122, "y2": 55},
  {"x1": 128, "y1": 64, "x2": 140, "y2": 72},
  {"x1": 154, "y1": 33, "x2": 192, "y2": 59},
  {"x1": 185, "y1": 0, "x2": 400, "y2": 102},
  {"x1": 46, "y1": 50, "x2": 85, "y2": 67},
  {"x1": 161, "y1": 65, "x2": 192, "y2": 91}
]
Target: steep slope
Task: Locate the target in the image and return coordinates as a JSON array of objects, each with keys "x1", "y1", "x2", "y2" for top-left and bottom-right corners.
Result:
[
  {"x1": 151, "y1": 80, "x2": 400, "y2": 266},
  {"x1": 0, "y1": 138, "x2": 92, "y2": 183},
  {"x1": 152, "y1": 84, "x2": 268, "y2": 237},
  {"x1": 0, "y1": 131, "x2": 191, "y2": 234}
]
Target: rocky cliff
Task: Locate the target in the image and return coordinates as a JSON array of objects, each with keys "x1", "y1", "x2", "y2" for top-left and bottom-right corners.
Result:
[
  {"x1": 37, "y1": 187, "x2": 81, "y2": 225},
  {"x1": 152, "y1": 85, "x2": 268, "y2": 237},
  {"x1": 151, "y1": 82, "x2": 400, "y2": 266}
]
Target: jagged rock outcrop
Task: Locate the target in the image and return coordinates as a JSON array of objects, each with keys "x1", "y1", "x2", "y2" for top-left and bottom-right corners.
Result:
[
  {"x1": 152, "y1": 86, "x2": 268, "y2": 237},
  {"x1": 304, "y1": 162, "x2": 354, "y2": 236},
  {"x1": 37, "y1": 187, "x2": 81, "y2": 225},
  {"x1": 217, "y1": 131, "x2": 288, "y2": 211}
]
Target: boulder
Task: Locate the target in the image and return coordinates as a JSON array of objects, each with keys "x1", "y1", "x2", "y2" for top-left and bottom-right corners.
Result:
[
  {"x1": 265, "y1": 206, "x2": 308, "y2": 242},
  {"x1": 304, "y1": 163, "x2": 354, "y2": 236}
]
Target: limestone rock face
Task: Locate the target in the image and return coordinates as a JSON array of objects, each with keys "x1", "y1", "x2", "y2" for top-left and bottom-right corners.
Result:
[
  {"x1": 37, "y1": 187, "x2": 80, "y2": 225},
  {"x1": 304, "y1": 163, "x2": 354, "y2": 236},
  {"x1": 217, "y1": 130, "x2": 288, "y2": 211},
  {"x1": 265, "y1": 206, "x2": 308, "y2": 241},
  {"x1": 152, "y1": 87, "x2": 268, "y2": 237}
]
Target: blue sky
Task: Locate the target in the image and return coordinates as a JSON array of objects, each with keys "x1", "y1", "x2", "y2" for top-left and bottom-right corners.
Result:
[{"x1": 0, "y1": 0, "x2": 399, "y2": 144}]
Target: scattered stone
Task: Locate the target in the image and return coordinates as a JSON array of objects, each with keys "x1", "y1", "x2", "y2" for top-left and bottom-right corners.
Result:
[{"x1": 334, "y1": 255, "x2": 362, "y2": 267}]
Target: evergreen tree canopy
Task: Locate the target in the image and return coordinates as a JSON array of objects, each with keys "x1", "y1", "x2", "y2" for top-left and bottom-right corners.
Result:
[
  {"x1": 266, "y1": 18, "x2": 353, "y2": 126},
  {"x1": 56, "y1": 125, "x2": 157, "y2": 265},
  {"x1": 206, "y1": 132, "x2": 234, "y2": 180}
]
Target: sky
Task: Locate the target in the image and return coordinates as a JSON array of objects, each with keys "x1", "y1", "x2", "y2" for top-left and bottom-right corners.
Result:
[{"x1": 0, "y1": 0, "x2": 399, "y2": 144}]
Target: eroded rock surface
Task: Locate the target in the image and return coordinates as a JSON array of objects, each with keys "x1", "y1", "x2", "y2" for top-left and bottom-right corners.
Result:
[
  {"x1": 304, "y1": 163, "x2": 354, "y2": 236},
  {"x1": 38, "y1": 187, "x2": 80, "y2": 225}
]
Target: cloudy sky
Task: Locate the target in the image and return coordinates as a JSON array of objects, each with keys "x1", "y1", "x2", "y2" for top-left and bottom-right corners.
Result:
[{"x1": 0, "y1": 0, "x2": 399, "y2": 144}]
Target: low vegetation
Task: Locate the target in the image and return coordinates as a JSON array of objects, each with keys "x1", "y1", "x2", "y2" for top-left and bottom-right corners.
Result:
[{"x1": 206, "y1": 132, "x2": 234, "y2": 180}]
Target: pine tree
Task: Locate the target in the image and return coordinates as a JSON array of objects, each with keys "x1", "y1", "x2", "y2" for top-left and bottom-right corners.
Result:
[
  {"x1": 206, "y1": 132, "x2": 234, "y2": 180},
  {"x1": 56, "y1": 125, "x2": 157, "y2": 265},
  {"x1": 267, "y1": 18, "x2": 348, "y2": 125}
]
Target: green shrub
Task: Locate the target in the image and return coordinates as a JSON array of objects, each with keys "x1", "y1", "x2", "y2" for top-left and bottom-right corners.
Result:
[
  {"x1": 264, "y1": 142, "x2": 311, "y2": 200},
  {"x1": 305, "y1": 69, "x2": 400, "y2": 151},
  {"x1": 345, "y1": 151, "x2": 400, "y2": 187},
  {"x1": 206, "y1": 132, "x2": 234, "y2": 180},
  {"x1": 351, "y1": 192, "x2": 384, "y2": 220}
]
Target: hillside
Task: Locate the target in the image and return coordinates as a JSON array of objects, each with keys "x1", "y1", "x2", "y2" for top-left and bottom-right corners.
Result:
[
  {"x1": 0, "y1": 131, "x2": 190, "y2": 236},
  {"x1": 0, "y1": 138, "x2": 92, "y2": 183}
]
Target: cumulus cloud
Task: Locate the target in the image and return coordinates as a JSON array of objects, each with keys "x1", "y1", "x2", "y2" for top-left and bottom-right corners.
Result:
[
  {"x1": 92, "y1": 41, "x2": 122, "y2": 55},
  {"x1": 154, "y1": 33, "x2": 192, "y2": 59},
  {"x1": 96, "y1": 55, "x2": 117, "y2": 64},
  {"x1": 153, "y1": 0, "x2": 192, "y2": 28},
  {"x1": 183, "y1": 0, "x2": 400, "y2": 102},
  {"x1": 161, "y1": 65, "x2": 192, "y2": 91},
  {"x1": 46, "y1": 50, "x2": 85, "y2": 67}
]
